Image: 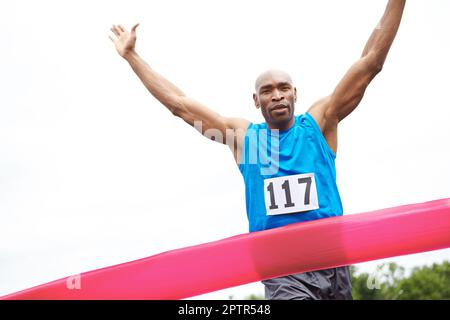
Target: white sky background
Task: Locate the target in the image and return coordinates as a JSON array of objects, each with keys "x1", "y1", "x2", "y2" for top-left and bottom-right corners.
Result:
[{"x1": 0, "y1": 0, "x2": 449, "y2": 299}]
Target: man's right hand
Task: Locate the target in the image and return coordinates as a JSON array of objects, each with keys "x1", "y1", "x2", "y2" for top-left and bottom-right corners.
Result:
[
  {"x1": 108, "y1": 23, "x2": 249, "y2": 164},
  {"x1": 109, "y1": 23, "x2": 140, "y2": 59}
]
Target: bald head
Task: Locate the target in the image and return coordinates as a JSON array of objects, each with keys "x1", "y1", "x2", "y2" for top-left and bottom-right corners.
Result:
[
  {"x1": 254, "y1": 69, "x2": 294, "y2": 92},
  {"x1": 252, "y1": 69, "x2": 297, "y2": 131}
]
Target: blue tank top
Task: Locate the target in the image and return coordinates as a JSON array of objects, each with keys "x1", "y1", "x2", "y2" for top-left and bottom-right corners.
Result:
[{"x1": 239, "y1": 112, "x2": 343, "y2": 232}]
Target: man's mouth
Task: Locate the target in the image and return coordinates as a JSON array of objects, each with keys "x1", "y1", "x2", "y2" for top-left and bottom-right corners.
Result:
[{"x1": 271, "y1": 104, "x2": 289, "y2": 112}]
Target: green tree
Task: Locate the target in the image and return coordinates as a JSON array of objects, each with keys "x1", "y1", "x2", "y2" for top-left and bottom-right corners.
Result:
[
  {"x1": 352, "y1": 261, "x2": 450, "y2": 300},
  {"x1": 351, "y1": 263, "x2": 405, "y2": 300},
  {"x1": 350, "y1": 265, "x2": 383, "y2": 300},
  {"x1": 395, "y1": 261, "x2": 450, "y2": 299},
  {"x1": 246, "y1": 293, "x2": 264, "y2": 300},
  {"x1": 244, "y1": 261, "x2": 450, "y2": 300}
]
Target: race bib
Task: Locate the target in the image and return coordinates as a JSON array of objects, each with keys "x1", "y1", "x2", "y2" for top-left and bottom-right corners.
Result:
[{"x1": 264, "y1": 173, "x2": 319, "y2": 216}]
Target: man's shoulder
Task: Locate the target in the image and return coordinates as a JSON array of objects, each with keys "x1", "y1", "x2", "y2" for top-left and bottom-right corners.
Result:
[{"x1": 225, "y1": 117, "x2": 251, "y2": 131}]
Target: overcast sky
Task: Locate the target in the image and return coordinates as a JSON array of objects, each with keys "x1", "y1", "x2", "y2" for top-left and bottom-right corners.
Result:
[{"x1": 1, "y1": 0, "x2": 449, "y2": 299}]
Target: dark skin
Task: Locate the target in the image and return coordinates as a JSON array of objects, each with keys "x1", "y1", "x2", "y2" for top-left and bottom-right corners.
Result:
[
  {"x1": 253, "y1": 70, "x2": 297, "y2": 132},
  {"x1": 111, "y1": 0, "x2": 406, "y2": 162},
  {"x1": 251, "y1": 0, "x2": 405, "y2": 154}
]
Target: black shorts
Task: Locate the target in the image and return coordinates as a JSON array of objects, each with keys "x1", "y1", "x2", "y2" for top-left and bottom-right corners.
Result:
[{"x1": 261, "y1": 266, "x2": 353, "y2": 300}]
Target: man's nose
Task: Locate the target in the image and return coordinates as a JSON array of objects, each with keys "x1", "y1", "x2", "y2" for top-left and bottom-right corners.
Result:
[{"x1": 272, "y1": 89, "x2": 284, "y2": 101}]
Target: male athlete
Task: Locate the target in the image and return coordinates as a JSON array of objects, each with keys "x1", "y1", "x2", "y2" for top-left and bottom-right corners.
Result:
[{"x1": 110, "y1": 0, "x2": 406, "y2": 300}]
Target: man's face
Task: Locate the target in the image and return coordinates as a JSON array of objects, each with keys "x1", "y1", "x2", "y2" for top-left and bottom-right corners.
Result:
[{"x1": 253, "y1": 70, "x2": 297, "y2": 130}]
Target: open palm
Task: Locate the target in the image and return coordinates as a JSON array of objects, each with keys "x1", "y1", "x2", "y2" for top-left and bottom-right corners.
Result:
[{"x1": 109, "y1": 23, "x2": 140, "y2": 58}]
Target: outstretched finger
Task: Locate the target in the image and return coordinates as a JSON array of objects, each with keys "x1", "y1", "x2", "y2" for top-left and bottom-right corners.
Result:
[
  {"x1": 118, "y1": 24, "x2": 126, "y2": 33},
  {"x1": 111, "y1": 25, "x2": 121, "y2": 36},
  {"x1": 131, "y1": 23, "x2": 140, "y2": 33},
  {"x1": 108, "y1": 35, "x2": 116, "y2": 43}
]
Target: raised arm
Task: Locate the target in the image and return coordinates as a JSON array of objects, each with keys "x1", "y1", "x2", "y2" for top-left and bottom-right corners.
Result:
[
  {"x1": 109, "y1": 24, "x2": 249, "y2": 163},
  {"x1": 308, "y1": 0, "x2": 406, "y2": 153}
]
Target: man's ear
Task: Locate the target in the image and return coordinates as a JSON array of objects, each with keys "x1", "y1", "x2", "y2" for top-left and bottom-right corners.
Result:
[
  {"x1": 294, "y1": 87, "x2": 298, "y2": 103},
  {"x1": 253, "y1": 93, "x2": 260, "y2": 109}
]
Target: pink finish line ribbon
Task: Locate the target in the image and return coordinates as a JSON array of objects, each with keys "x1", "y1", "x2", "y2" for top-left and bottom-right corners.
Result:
[{"x1": 3, "y1": 198, "x2": 450, "y2": 300}]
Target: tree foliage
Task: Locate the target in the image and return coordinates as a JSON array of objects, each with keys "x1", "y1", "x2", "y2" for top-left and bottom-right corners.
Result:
[
  {"x1": 351, "y1": 261, "x2": 450, "y2": 300},
  {"x1": 244, "y1": 261, "x2": 450, "y2": 300}
]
